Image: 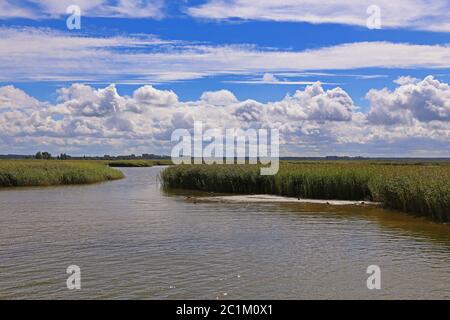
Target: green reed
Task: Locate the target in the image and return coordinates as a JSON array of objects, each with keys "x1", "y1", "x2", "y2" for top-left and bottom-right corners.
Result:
[
  {"x1": 161, "y1": 162, "x2": 450, "y2": 222},
  {"x1": 0, "y1": 160, "x2": 124, "y2": 187}
]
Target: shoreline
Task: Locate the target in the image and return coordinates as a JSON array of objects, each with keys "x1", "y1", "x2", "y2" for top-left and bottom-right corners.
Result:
[{"x1": 196, "y1": 194, "x2": 381, "y2": 206}]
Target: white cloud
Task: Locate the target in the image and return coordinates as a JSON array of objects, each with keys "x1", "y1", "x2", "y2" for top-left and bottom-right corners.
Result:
[
  {"x1": 1, "y1": 28, "x2": 450, "y2": 84},
  {"x1": 233, "y1": 99, "x2": 265, "y2": 122},
  {"x1": 367, "y1": 76, "x2": 450, "y2": 124},
  {"x1": 0, "y1": 0, "x2": 165, "y2": 19},
  {"x1": 57, "y1": 84, "x2": 126, "y2": 117},
  {"x1": 262, "y1": 73, "x2": 279, "y2": 83},
  {"x1": 393, "y1": 76, "x2": 419, "y2": 85},
  {"x1": 200, "y1": 90, "x2": 238, "y2": 106},
  {"x1": 0, "y1": 77, "x2": 448, "y2": 156},
  {"x1": 0, "y1": 85, "x2": 41, "y2": 111},
  {"x1": 132, "y1": 85, "x2": 178, "y2": 108},
  {"x1": 267, "y1": 82, "x2": 356, "y2": 121},
  {"x1": 226, "y1": 73, "x2": 337, "y2": 85},
  {"x1": 187, "y1": 0, "x2": 450, "y2": 32},
  {"x1": 3, "y1": 0, "x2": 450, "y2": 33},
  {"x1": 225, "y1": 73, "x2": 340, "y2": 85},
  {"x1": 0, "y1": 0, "x2": 35, "y2": 19}
]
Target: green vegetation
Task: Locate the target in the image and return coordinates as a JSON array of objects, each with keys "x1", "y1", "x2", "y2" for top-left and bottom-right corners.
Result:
[
  {"x1": 160, "y1": 162, "x2": 450, "y2": 222},
  {"x1": 0, "y1": 160, "x2": 124, "y2": 187},
  {"x1": 34, "y1": 151, "x2": 52, "y2": 160},
  {"x1": 106, "y1": 159, "x2": 172, "y2": 167}
]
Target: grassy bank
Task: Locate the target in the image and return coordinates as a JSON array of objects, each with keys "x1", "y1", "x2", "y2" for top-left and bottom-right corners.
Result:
[
  {"x1": 106, "y1": 159, "x2": 172, "y2": 167},
  {"x1": 0, "y1": 160, "x2": 124, "y2": 187},
  {"x1": 160, "y1": 162, "x2": 450, "y2": 222}
]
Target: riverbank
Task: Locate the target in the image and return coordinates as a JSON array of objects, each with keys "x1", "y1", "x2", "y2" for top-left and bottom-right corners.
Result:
[
  {"x1": 160, "y1": 162, "x2": 450, "y2": 222},
  {"x1": 0, "y1": 160, "x2": 124, "y2": 187},
  {"x1": 106, "y1": 159, "x2": 172, "y2": 167},
  {"x1": 196, "y1": 194, "x2": 380, "y2": 206}
]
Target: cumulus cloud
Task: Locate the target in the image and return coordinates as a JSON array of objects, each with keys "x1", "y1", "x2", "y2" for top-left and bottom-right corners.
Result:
[
  {"x1": 0, "y1": 77, "x2": 449, "y2": 156},
  {"x1": 0, "y1": 85, "x2": 41, "y2": 110},
  {"x1": 268, "y1": 83, "x2": 356, "y2": 121},
  {"x1": 367, "y1": 76, "x2": 450, "y2": 124},
  {"x1": 57, "y1": 84, "x2": 126, "y2": 117},
  {"x1": 200, "y1": 90, "x2": 238, "y2": 106},
  {"x1": 233, "y1": 99, "x2": 264, "y2": 123},
  {"x1": 132, "y1": 85, "x2": 178, "y2": 109},
  {"x1": 393, "y1": 76, "x2": 419, "y2": 85}
]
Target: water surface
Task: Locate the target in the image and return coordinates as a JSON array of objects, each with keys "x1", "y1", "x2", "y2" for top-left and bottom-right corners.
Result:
[{"x1": 1, "y1": 167, "x2": 450, "y2": 299}]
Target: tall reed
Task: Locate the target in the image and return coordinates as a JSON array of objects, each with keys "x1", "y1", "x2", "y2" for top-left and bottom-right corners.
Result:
[
  {"x1": 161, "y1": 162, "x2": 450, "y2": 222},
  {"x1": 0, "y1": 160, "x2": 124, "y2": 187}
]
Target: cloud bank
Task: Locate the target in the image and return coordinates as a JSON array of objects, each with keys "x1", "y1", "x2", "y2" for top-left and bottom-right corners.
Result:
[
  {"x1": 0, "y1": 76, "x2": 449, "y2": 156},
  {"x1": 1, "y1": 27, "x2": 450, "y2": 83}
]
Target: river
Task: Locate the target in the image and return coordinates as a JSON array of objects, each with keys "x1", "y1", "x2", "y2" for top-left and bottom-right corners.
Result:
[{"x1": 1, "y1": 167, "x2": 450, "y2": 299}]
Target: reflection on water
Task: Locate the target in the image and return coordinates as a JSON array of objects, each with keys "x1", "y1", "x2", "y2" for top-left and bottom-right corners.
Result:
[{"x1": 0, "y1": 167, "x2": 449, "y2": 299}]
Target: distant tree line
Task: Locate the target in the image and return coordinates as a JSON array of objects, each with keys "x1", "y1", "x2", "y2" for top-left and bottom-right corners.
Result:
[
  {"x1": 25, "y1": 152, "x2": 170, "y2": 160},
  {"x1": 0, "y1": 153, "x2": 448, "y2": 162},
  {"x1": 34, "y1": 152, "x2": 73, "y2": 160},
  {"x1": 35, "y1": 152, "x2": 52, "y2": 160}
]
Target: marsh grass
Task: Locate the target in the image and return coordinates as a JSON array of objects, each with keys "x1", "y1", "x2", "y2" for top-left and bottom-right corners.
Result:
[
  {"x1": 161, "y1": 162, "x2": 450, "y2": 222},
  {"x1": 0, "y1": 160, "x2": 124, "y2": 187},
  {"x1": 106, "y1": 159, "x2": 172, "y2": 167}
]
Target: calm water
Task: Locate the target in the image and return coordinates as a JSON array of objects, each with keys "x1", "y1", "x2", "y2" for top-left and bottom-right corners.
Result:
[{"x1": 1, "y1": 167, "x2": 450, "y2": 299}]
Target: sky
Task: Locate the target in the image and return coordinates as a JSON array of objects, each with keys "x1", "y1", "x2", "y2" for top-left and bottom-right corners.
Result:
[{"x1": 0, "y1": 0, "x2": 449, "y2": 157}]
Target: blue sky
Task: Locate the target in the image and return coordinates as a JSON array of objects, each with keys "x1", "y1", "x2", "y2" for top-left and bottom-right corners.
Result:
[
  {"x1": 2, "y1": 6, "x2": 450, "y2": 105},
  {"x1": 0, "y1": 1, "x2": 449, "y2": 156}
]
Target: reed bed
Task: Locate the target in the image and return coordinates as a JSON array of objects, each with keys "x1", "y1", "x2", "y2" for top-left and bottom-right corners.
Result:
[
  {"x1": 107, "y1": 160, "x2": 154, "y2": 167},
  {"x1": 106, "y1": 159, "x2": 172, "y2": 167},
  {"x1": 0, "y1": 160, "x2": 124, "y2": 187},
  {"x1": 160, "y1": 162, "x2": 450, "y2": 222}
]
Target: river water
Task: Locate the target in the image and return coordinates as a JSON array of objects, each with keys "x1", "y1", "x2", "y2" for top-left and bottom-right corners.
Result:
[{"x1": 1, "y1": 167, "x2": 450, "y2": 299}]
